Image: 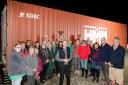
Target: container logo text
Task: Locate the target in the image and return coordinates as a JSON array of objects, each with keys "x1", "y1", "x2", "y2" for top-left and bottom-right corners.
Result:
[
  {"x1": 19, "y1": 11, "x2": 40, "y2": 19},
  {"x1": 84, "y1": 25, "x2": 107, "y2": 44}
]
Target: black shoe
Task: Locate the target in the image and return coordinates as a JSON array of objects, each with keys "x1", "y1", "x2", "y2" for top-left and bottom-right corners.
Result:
[
  {"x1": 81, "y1": 74, "x2": 84, "y2": 77},
  {"x1": 89, "y1": 73, "x2": 92, "y2": 76},
  {"x1": 35, "y1": 80, "x2": 40, "y2": 85},
  {"x1": 96, "y1": 79, "x2": 99, "y2": 82},
  {"x1": 51, "y1": 75, "x2": 54, "y2": 77},
  {"x1": 85, "y1": 75, "x2": 88, "y2": 78},
  {"x1": 85, "y1": 69, "x2": 88, "y2": 78},
  {"x1": 48, "y1": 76, "x2": 52, "y2": 79},
  {"x1": 43, "y1": 77, "x2": 46, "y2": 80},
  {"x1": 41, "y1": 81, "x2": 45, "y2": 84},
  {"x1": 81, "y1": 68, "x2": 84, "y2": 77},
  {"x1": 92, "y1": 78, "x2": 95, "y2": 82}
]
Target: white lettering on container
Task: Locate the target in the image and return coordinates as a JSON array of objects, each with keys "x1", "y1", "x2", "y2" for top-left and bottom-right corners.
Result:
[{"x1": 19, "y1": 11, "x2": 40, "y2": 19}]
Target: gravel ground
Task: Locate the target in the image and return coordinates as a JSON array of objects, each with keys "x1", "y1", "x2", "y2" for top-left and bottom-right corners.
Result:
[
  {"x1": 44, "y1": 52, "x2": 128, "y2": 85},
  {"x1": 44, "y1": 73, "x2": 106, "y2": 85}
]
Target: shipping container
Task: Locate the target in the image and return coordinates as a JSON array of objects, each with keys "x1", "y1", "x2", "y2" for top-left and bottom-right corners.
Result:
[{"x1": 1, "y1": 0, "x2": 127, "y2": 63}]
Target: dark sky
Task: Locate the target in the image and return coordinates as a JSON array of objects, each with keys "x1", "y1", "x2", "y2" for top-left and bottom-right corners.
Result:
[
  {"x1": 4, "y1": 0, "x2": 127, "y2": 24},
  {"x1": 0, "y1": 0, "x2": 127, "y2": 24},
  {"x1": 0, "y1": 0, "x2": 128, "y2": 24}
]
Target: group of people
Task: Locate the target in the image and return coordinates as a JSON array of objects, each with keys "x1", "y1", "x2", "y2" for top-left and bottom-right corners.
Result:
[
  {"x1": 8, "y1": 40, "x2": 57, "y2": 85},
  {"x1": 72, "y1": 37, "x2": 125, "y2": 85},
  {"x1": 7, "y1": 36, "x2": 125, "y2": 85}
]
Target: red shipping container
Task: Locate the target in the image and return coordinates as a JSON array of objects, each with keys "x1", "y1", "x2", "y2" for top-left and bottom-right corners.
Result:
[{"x1": 3, "y1": 0, "x2": 127, "y2": 63}]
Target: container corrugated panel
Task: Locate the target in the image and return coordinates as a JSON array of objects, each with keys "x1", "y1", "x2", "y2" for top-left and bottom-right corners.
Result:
[{"x1": 6, "y1": 1, "x2": 127, "y2": 59}]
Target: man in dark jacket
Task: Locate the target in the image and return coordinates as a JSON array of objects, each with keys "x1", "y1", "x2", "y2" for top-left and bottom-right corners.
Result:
[
  {"x1": 108, "y1": 37, "x2": 125, "y2": 85},
  {"x1": 100, "y1": 37, "x2": 110, "y2": 84},
  {"x1": 55, "y1": 40, "x2": 72, "y2": 85}
]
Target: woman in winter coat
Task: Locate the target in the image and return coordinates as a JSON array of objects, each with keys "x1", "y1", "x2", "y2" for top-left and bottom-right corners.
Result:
[
  {"x1": 78, "y1": 40, "x2": 91, "y2": 78},
  {"x1": 34, "y1": 47, "x2": 42, "y2": 85},
  {"x1": 8, "y1": 43, "x2": 28, "y2": 85},
  {"x1": 90, "y1": 42, "x2": 101, "y2": 82},
  {"x1": 26, "y1": 46, "x2": 38, "y2": 85}
]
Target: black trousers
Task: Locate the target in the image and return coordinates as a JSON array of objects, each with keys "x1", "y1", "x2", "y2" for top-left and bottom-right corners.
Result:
[
  {"x1": 59, "y1": 64, "x2": 71, "y2": 85},
  {"x1": 92, "y1": 69, "x2": 100, "y2": 79},
  {"x1": 40, "y1": 63, "x2": 48, "y2": 81},
  {"x1": 55, "y1": 61, "x2": 60, "y2": 74},
  {"x1": 21, "y1": 75, "x2": 27, "y2": 85}
]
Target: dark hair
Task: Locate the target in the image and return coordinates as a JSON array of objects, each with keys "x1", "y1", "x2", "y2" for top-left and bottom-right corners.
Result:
[
  {"x1": 93, "y1": 42, "x2": 100, "y2": 49},
  {"x1": 35, "y1": 41, "x2": 39, "y2": 44},
  {"x1": 34, "y1": 47, "x2": 39, "y2": 49},
  {"x1": 14, "y1": 43, "x2": 21, "y2": 47},
  {"x1": 26, "y1": 40, "x2": 31, "y2": 43},
  {"x1": 58, "y1": 41, "x2": 63, "y2": 47},
  {"x1": 81, "y1": 40, "x2": 86, "y2": 44}
]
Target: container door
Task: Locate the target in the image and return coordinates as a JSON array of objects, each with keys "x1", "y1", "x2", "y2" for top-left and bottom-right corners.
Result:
[{"x1": 1, "y1": 6, "x2": 7, "y2": 64}]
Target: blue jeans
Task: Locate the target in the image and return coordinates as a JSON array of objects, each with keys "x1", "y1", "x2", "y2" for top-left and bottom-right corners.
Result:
[
  {"x1": 92, "y1": 63, "x2": 101, "y2": 69},
  {"x1": 11, "y1": 77, "x2": 22, "y2": 85},
  {"x1": 80, "y1": 60, "x2": 88, "y2": 69}
]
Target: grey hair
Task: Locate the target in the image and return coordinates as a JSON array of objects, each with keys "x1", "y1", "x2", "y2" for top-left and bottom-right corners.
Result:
[{"x1": 101, "y1": 37, "x2": 106, "y2": 40}]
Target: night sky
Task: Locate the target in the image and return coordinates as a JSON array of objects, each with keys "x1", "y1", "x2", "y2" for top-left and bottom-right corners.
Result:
[
  {"x1": 9, "y1": 0, "x2": 128, "y2": 24},
  {"x1": 1, "y1": 0, "x2": 127, "y2": 24}
]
